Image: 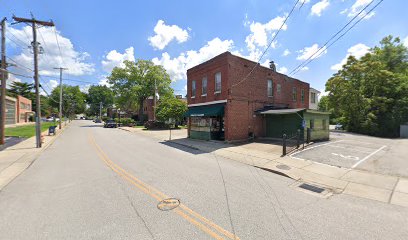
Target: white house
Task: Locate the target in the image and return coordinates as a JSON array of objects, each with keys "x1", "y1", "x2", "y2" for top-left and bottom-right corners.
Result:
[{"x1": 309, "y1": 88, "x2": 320, "y2": 110}]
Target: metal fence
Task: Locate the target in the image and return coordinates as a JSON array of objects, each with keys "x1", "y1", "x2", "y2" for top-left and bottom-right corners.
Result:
[{"x1": 282, "y1": 128, "x2": 311, "y2": 156}]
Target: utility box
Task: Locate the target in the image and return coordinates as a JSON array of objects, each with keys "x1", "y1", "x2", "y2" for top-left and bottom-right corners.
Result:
[{"x1": 400, "y1": 124, "x2": 408, "y2": 138}]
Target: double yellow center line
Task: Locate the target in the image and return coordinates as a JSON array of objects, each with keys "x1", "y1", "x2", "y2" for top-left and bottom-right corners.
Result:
[{"x1": 88, "y1": 133, "x2": 239, "y2": 240}]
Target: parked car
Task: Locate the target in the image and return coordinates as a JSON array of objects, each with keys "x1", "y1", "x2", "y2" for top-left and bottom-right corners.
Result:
[
  {"x1": 94, "y1": 118, "x2": 102, "y2": 123},
  {"x1": 335, "y1": 123, "x2": 343, "y2": 130},
  {"x1": 104, "y1": 119, "x2": 117, "y2": 128}
]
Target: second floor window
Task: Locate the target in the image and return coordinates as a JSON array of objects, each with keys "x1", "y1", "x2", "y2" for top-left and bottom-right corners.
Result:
[
  {"x1": 202, "y1": 77, "x2": 207, "y2": 95},
  {"x1": 277, "y1": 84, "x2": 281, "y2": 94},
  {"x1": 311, "y1": 92, "x2": 316, "y2": 103},
  {"x1": 301, "y1": 89, "x2": 305, "y2": 103},
  {"x1": 215, "y1": 72, "x2": 221, "y2": 93},
  {"x1": 292, "y1": 87, "x2": 297, "y2": 101},
  {"x1": 192, "y1": 80, "x2": 196, "y2": 97},
  {"x1": 267, "y1": 79, "x2": 273, "y2": 97}
]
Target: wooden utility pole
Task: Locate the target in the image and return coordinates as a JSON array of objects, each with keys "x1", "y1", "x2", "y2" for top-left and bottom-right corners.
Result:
[
  {"x1": 0, "y1": 18, "x2": 7, "y2": 145},
  {"x1": 13, "y1": 15, "x2": 54, "y2": 148},
  {"x1": 54, "y1": 67, "x2": 67, "y2": 129}
]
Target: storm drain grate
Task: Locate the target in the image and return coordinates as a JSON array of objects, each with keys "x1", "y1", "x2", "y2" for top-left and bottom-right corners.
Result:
[{"x1": 298, "y1": 183, "x2": 325, "y2": 194}]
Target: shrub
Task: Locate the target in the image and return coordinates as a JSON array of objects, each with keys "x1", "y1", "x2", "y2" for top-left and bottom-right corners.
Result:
[{"x1": 144, "y1": 120, "x2": 169, "y2": 130}]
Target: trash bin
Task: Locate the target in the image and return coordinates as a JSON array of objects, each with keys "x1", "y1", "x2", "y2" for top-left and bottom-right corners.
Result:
[{"x1": 48, "y1": 126, "x2": 57, "y2": 136}]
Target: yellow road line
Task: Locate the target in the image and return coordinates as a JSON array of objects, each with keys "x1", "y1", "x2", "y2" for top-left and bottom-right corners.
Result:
[{"x1": 88, "y1": 133, "x2": 239, "y2": 240}]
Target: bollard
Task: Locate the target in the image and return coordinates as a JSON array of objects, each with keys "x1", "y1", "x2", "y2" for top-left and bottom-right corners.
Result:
[
  {"x1": 297, "y1": 129, "x2": 300, "y2": 148},
  {"x1": 306, "y1": 128, "x2": 311, "y2": 143},
  {"x1": 282, "y1": 133, "x2": 287, "y2": 156}
]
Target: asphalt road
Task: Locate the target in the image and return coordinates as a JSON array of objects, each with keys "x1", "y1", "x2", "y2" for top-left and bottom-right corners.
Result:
[
  {"x1": 0, "y1": 120, "x2": 407, "y2": 240},
  {"x1": 292, "y1": 132, "x2": 408, "y2": 177}
]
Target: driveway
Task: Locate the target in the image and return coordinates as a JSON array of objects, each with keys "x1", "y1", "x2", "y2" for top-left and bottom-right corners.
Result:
[{"x1": 291, "y1": 132, "x2": 408, "y2": 177}]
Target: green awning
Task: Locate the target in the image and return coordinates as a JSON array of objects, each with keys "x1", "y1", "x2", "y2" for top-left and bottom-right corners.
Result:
[{"x1": 185, "y1": 104, "x2": 224, "y2": 117}]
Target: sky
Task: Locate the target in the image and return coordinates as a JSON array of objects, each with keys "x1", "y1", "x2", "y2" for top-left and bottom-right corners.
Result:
[{"x1": 1, "y1": 0, "x2": 408, "y2": 97}]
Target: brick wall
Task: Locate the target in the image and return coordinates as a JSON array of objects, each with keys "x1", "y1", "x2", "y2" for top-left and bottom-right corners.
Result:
[
  {"x1": 17, "y1": 95, "x2": 32, "y2": 123},
  {"x1": 186, "y1": 51, "x2": 310, "y2": 141},
  {"x1": 143, "y1": 98, "x2": 155, "y2": 121}
]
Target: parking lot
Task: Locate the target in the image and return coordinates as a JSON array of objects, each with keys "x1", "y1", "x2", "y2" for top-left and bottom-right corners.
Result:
[{"x1": 290, "y1": 132, "x2": 408, "y2": 177}]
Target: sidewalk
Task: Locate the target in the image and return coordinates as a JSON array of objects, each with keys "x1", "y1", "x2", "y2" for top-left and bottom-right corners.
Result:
[
  {"x1": 119, "y1": 126, "x2": 408, "y2": 207},
  {"x1": 0, "y1": 123, "x2": 70, "y2": 191}
]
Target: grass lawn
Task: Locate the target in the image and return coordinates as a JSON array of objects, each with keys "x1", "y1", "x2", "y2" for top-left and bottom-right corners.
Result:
[
  {"x1": 5, "y1": 122, "x2": 58, "y2": 138},
  {"x1": 133, "y1": 125, "x2": 146, "y2": 129}
]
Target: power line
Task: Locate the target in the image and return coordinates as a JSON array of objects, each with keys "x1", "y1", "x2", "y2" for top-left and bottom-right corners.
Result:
[
  {"x1": 6, "y1": 28, "x2": 29, "y2": 48},
  {"x1": 290, "y1": 0, "x2": 384, "y2": 76},
  {"x1": 53, "y1": 26, "x2": 64, "y2": 65},
  {"x1": 231, "y1": 0, "x2": 300, "y2": 89},
  {"x1": 0, "y1": 67, "x2": 32, "y2": 78}
]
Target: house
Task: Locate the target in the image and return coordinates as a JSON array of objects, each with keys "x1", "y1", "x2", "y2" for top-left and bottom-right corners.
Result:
[
  {"x1": 0, "y1": 95, "x2": 33, "y2": 125},
  {"x1": 184, "y1": 52, "x2": 329, "y2": 142},
  {"x1": 309, "y1": 88, "x2": 320, "y2": 110}
]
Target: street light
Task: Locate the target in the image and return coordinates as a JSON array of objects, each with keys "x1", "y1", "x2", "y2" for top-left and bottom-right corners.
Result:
[{"x1": 118, "y1": 108, "x2": 121, "y2": 127}]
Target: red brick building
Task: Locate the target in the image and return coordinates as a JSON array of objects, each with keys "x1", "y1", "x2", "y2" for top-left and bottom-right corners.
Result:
[
  {"x1": 142, "y1": 97, "x2": 155, "y2": 121},
  {"x1": 17, "y1": 95, "x2": 32, "y2": 123},
  {"x1": 185, "y1": 52, "x2": 323, "y2": 142}
]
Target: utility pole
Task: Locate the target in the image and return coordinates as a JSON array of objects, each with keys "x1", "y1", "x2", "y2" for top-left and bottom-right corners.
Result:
[
  {"x1": 54, "y1": 67, "x2": 67, "y2": 129},
  {"x1": 0, "y1": 18, "x2": 7, "y2": 145},
  {"x1": 153, "y1": 78, "x2": 157, "y2": 121},
  {"x1": 99, "y1": 102, "x2": 102, "y2": 120},
  {"x1": 13, "y1": 15, "x2": 54, "y2": 148}
]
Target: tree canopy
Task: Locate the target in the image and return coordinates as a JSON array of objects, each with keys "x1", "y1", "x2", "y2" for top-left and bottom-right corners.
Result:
[
  {"x1": 325, "y1": 36, "x2": 408, "y2": 137},
  {"x1": 156, "y1": 97, "x2": 187, "y2": 123},
  {"x1": 49, "y1": 85, "x2": 86, "y2": 117},
  {"x1": 86, "y1": 85, "x2": 114, "y2": 116},
  {"x1": 108, "y1": 60, "x2": 173, "y2": 121}
]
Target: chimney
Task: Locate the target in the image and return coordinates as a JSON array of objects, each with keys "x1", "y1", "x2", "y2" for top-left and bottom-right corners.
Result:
[{"x1": 269, "y1": 61, "x2": 276, "y2": 72}]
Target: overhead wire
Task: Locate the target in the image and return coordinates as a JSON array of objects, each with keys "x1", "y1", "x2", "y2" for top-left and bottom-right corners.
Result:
[
  {"x1": 53, "y1": 26, "x2": 65, "y2": 65},
  {"x1": 231, "y1": 0, "x2": 300, "y2": 89},
  {"x1": 290, "y1": 0, "x2": 384, "y2": 76}
]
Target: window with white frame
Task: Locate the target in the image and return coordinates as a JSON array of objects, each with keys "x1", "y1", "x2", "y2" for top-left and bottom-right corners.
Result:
[
  {"x1": 277, "y1": 84, "x2": 281, "y2": 94},
  {"x1": 191, "y1": 80, "x2": 196, "y2": 98},
  {"x1": 215, "y1": 72, "x2": 221, "y2": 93},
  {"x1": 267, "y1": 79, "x2": 273, "y2": 97},
  {"x1": 292, "y1": 87, "x2": 297, "y2": 101},
  {"x1": 202, "y1": 77, "x2": 207, "y2": 96},
  {"x1": 311, "y1": 92, "x2": 316, "y2": 103}
]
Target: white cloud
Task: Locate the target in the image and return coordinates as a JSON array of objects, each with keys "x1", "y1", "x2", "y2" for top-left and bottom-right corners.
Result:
[
  {"x1": 49, "y1": 79, "x2": 58, "y2": 89},
  {"x1": 6, "y1": 74, "x2": 21, "y2": 88},
  {"x1": 282, "y1": 49, "x2": 291, "y2": 56},
  {"x1": 101, "y1": 47, "x2": 135, "y2": 73},
  {"x1": 244, "y1": 15, "x2": 287, "y2": 52},
  {"x1": 346, "y1": 0, "x2": 375, "y2": 19},
  {"x1": 300, "y1": 66, "x2": 309, "y2": 71},
  {"x1": 148, "y1": 20, "x2": 189, "y2": 50},
  {"x1": 403, "y1": 36, "x2": 408, "y2": 48},
  {"x1": 311, "y1": 0, "x2": 330, "y2": 17},
  {"x1": 183, "y1": 85, "x2": 187, "y2": 91},
  {"x1": 80, "y1": 84, "x2": 91, "y2": 93},
  {"x1": 278, "y1": 66, "x2": 288, "y2": 74},
  {"x1": 340, "y1": 8, "x2": 348, "y2": 14},
  {"x1": 98, "y1": 77, "x2": 111, "y2": 87},
  {"x1": 9, "y1": 25, "x2": 94, "y2": 77},
  {"x1": 331, "y1": 43, "x2": 370, "y2": 71},
  {"x1": 152, "y1": 37, "x2": 234, "y2": 81},
  {"x1": 296, "y1": 44, "x2": 327, "y2": 60}
]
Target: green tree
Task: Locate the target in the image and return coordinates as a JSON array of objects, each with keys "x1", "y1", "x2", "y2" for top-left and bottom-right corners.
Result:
[
  {"x1": 325, "y1": 36, "x2": 408, "y2": 137},
  {"x1": 86, "y1": 85, "x2": 114, "y2": 116},
  {"x1": 8, "y1": 82, "x2": 34, "y2": 98},
  {"x1": 49, "y1": 85, "x2": 86, "y2": 118},
  {"x1": 156, "y1": 97, "x2": 187, "y2": 123},
  {"x1": 108, "y1": 60, "x2": 173, "y2": 122}
]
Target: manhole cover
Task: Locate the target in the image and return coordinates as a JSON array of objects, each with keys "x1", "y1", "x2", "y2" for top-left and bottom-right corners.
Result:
[
  {"x1": 157, "y1": 198, "x2": 180, "y2": 211},
  {"x1": 276, "y1": 164, "x2": 291, "y2": 170}
]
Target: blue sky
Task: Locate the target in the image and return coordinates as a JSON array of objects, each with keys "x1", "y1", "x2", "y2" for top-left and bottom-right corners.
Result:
[{"x1": 1, "y1": 0, "x2": 407, "y2": 96}]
